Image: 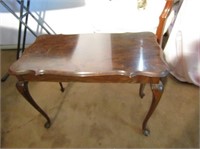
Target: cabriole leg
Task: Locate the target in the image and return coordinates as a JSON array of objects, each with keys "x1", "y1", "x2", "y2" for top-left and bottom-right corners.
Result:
[
  {"x1": 142, "y1": 80, "x2": 164, "y2": 136},
  {"x1": 16, "y1": 81, "x2": 51, "y2": 128}
]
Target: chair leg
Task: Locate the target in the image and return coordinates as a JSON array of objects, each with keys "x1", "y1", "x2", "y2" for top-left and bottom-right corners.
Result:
[
  {"x1": 59, "y1": 82, "x2": 65, "y2": 92},
  {"x1": 16, "y1": 81, "x2": 51, "y2": 128},
  {"x1": 139, "y1": 83, "x2": 146, "y2": 98},
  {"x1": 142, "y1": 80, "x2": 164, "y2": 136}
]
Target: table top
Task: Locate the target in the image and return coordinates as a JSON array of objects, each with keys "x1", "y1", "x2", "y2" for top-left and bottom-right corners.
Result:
[{"x1": 9, "y1": 32, "x2": 168, "y2": 79}]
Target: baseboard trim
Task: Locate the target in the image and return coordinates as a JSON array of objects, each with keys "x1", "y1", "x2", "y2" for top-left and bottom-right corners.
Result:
[{"x1": 0, "y1": 44, "x2": 30, "y2": 50}]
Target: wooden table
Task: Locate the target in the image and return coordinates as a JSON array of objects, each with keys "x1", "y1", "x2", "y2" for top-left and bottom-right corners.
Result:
[{"x1": 9, "y1": 32, "x2": 169, "y2": 136}]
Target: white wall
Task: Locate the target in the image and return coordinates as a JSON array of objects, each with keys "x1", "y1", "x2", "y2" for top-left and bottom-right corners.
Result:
[{"x1": 0, "y1": 0, "x2": 165, "y2": 49}]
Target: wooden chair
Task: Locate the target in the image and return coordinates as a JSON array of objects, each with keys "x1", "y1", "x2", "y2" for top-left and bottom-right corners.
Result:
[{"x1": 9, "y1": 0, "x2": 173, "y2": 136}]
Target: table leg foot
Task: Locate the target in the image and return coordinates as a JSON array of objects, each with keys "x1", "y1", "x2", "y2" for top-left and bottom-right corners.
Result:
[
  {"x1": 139, "y1": 83, "x2": 146, "y2": 98},
  {"x1": 16, "y1": 81, "x2": 51, "y2": 128},
  {"x1": 143, "y1": 129, "x2": 150, "y2": 136},
  {"x1": 142, "y1": 80, "x2": 164, "y2": 136},
  {"x1": 1, "y1": 73, "x2": 10, "y2": 82},
  {"x1": 59, "y1": 82, "x2": 65, "y2": 92},
  {"x1": 44, "y1": 121, "x2": 51, "y2": 128}
]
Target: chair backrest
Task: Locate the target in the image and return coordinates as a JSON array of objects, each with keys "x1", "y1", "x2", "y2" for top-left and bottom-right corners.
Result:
[{"x1": 156, "y1": 0, "x2": 174, "y2": 46}]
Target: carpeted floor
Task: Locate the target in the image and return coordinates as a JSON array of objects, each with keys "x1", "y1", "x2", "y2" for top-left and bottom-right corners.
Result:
[{"x1": 1, "y1": 49, "x2": 199, "y2": 148}]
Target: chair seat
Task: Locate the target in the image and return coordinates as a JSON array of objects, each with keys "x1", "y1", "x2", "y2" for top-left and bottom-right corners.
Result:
[{"x1": 9, "y1": 32, "x2": 168, "y2": 82}]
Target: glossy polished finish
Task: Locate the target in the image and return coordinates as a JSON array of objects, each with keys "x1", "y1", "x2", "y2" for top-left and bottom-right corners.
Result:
[
  {"x1": 8, "y1": 0, "x2": 174, "y2": 136},
  {"x1": 9, "y1": 32, "x2": 167, "y2": 136},
  {"x1": 9, "y1": 32, "x2": 168, "y2": 80}
]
